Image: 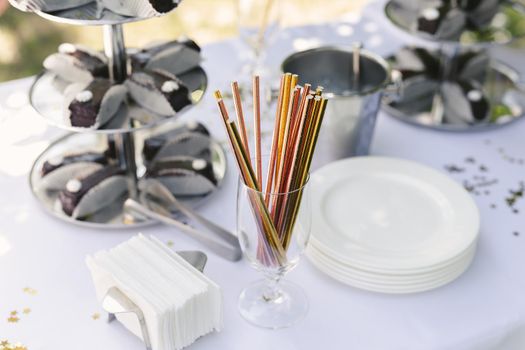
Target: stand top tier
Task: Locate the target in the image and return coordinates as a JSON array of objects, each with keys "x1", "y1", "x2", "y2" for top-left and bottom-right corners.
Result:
[
  {"x1": 384, "y1": 0, "x2": 525, "y2": 47},
  {"x1": 8, "y1": 0, "x2": 177, "y2": 26}
]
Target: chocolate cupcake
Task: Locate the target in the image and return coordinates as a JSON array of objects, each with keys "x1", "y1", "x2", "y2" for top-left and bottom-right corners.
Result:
[
  {"x1": 64, "y1": 78, "x2": 128, "y2": 129},
  {"x1": 130, "y1": 38, "x2": 201, "y2": 75},
  {"x1": 126, "y1": 69, "x2": 192, "y2": 116},
  {"x1": 416, "y1": 3, "x2": 466, "y2": 40},
  {"x1": 146, "y1": 157, "x2": 217, "y2": 196},
  {"x1": 44, "y1": 43, "x2": 108, "y2": 84},
  {"x1": 58, "y1": 165, "x2": 128, "y2": 218},
  {"x1": 441, "y1": 80, "x2": 490, "y2": 124},
  {"x1": 143, "y1": 121, "x2": 210, "y2": 163},
  {"x1": 41, "y1": 152, "x2": 108, "y2": 177}
]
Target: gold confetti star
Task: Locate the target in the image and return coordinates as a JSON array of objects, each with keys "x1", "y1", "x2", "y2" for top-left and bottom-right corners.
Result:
[
  {"x1": 11, "y1": 343, "x2": 27, "y2": 350},
  {"x1": 9, "y1": 311, "x2": 17, "y2": 316},
  {"x1": 7, "y1": 316, "x2": 19, "y2": 323},
  {"x1": 91, "y1": 313, "x2": 100, "y2": 320},
  {"x1": 22, "y1": 287, "x2": 37, "y2": 296},
  {"x1": 166, "y1": 240, "x2": 174, "y2": 247},
  {"x1": 22, "y1": 308, "x2": 31, "y2": 315}
]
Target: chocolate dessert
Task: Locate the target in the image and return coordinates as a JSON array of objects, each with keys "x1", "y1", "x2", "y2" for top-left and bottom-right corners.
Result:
[
  {"x1": 126, "y1": 69, "x2": 192, "y2": 116},
  {"x1": 143, "y1": 121, "x2": 210, "y2": 163},
  {"x1": 41, "y1": 152, "x2": 107, "y2": 177},
  {"x1": 65, "y1": 78, "x2": 127, "y2": 128},
  {"x1": 58, "y1": 165, "x2": 127, "y2": 218},
  {"x1": 146, "y1": 157, "x2": 217, "y2": 196}
]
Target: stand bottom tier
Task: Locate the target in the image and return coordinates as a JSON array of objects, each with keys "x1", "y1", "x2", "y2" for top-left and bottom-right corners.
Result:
[
  {"x1": 29, "y1": 131, "x2": 227, "y2": 229},
  {"x1": 383, "y1": 63, "x2": 525, "y2": 132}
]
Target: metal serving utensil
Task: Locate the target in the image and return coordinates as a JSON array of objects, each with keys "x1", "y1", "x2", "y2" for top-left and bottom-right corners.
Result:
[
  {"x1": 141, "y1": 179, "x2": 239, "y2": 248},
  {"x1": 124, "y1": 180, "x2": 242, "y2": 261},
  {"x1": 102, "y1": 250, "x2": 207, "y2": 350}
]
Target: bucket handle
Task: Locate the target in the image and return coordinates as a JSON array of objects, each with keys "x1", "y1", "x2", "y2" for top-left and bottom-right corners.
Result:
[{"x1": 383, "y1": 69, "x2": 403, "y2": 104}]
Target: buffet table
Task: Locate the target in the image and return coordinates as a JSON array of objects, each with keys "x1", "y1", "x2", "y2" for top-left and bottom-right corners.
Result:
[{"x1": 1, "y1": 9, "x2": 525, "y2": 350}]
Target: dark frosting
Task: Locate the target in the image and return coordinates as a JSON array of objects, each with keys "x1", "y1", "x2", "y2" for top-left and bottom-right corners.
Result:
[
  {"x1": 458, "y1": 81, "x2": 489, "y2": 121},
  {"x1": 417, "y1": 4, "x2": 449, "y2": 35},
  {"x1": 130, "y1": 39, "x2": 201, "y2": 71},
  {"x1": 147, "y1": 158, "x2": 217, "y2": 186},
  {"x1": 58, "y1": 165, "x2": 125, "y2": 217},
  {"x1": 41, "y1": 152, "x2": 107, "y2": 177},
  {"x1": 68, "y1": 79, "x2": 113, "y2": 127},
  {"x1": 149, "y1": 0, "x2": 180, "y2": 13},
  {"x1": 130, "y1": 69, "x2": 192, "y2": 113},
  {"x1": 143, "y1": 123, "x2": 209, "y2": 162},
  {"x1": 67, "y1": 48, "x2": 109, "y2": 79}
]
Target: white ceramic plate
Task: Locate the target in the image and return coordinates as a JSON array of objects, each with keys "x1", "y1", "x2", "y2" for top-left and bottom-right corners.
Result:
[
  {"x1": 308, "y1": 243, "x2": 475, "y2": 286},
  {"x1": 309, "y1": 157, "x2": 480, "y2": 270},
  {"x1": 308, "y1": 235, "x2": 479, "y2": 275},
  {"x1": 308, "y1": 250, "x2": 474, "y2": 294},
  {"x1": 307, "y1": 241, "x2": 476, "y2": 283}
]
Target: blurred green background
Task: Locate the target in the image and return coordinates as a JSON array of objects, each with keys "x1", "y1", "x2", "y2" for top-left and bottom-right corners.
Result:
[{"x1": 0, "y1": 0, "x2": 366, "y2": 82}]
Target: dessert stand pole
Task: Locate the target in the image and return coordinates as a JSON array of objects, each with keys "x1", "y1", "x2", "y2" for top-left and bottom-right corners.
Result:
[
  {"x1": 17, "y1": 3, "x2": 219, "y2": 229},
  {"x1": 103, "y1": 24, "x2": 138, "y2": 197}
]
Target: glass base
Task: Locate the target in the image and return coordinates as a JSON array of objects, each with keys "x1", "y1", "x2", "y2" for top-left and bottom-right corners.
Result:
[{"x1": 238, "y1": 279, "x2": 308, "y2": 329}]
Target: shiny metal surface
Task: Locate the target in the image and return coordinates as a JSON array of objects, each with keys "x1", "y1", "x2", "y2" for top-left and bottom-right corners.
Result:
[
  {"x1": 28, "y1": 66, "x2": 208, "y2": 134},
  {"x1": 124, "y1": 198, "x2": 242, "y2": 261},
  {"x1": 282, "y1": 46, "x2": 398, "y2": 169},
  {"x1": 383, "y1": 62, "x2": 525, "y2": 132},
  {"x1": 384, "y1": 0, "x2": 525, "y2": 46},
  {"x1": 28, "y1": 132, "x2": 227, "y2": 229},
  {"x1": 8, "y1": 0, "x2": 171, "y2": 26}
]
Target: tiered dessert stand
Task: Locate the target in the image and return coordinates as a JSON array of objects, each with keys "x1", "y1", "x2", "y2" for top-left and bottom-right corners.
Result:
[
  {"x1": 383, "y1": 0, "x2": 525, "y2": 131},
  {"x1": 10, "y1": 2, "x2": 227, "y2": 228}
]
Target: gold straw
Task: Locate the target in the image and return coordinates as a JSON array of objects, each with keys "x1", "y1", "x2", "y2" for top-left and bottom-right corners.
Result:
[
  {"x1": 265, "y1": 75, "x2": 285, "y2": 203},
  {"x1": 253, "y1": 76, "x2": 262, "y2": 188}
]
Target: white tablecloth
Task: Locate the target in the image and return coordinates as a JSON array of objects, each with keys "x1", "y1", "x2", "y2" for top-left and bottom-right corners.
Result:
[{"x1": 1, "y1": 4, "x2": 525, "y2": 349}]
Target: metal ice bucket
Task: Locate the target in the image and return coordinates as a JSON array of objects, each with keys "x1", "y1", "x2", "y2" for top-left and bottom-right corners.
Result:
[{"x1": 282, "y1": 46, "x2": 400, "y2": 170}]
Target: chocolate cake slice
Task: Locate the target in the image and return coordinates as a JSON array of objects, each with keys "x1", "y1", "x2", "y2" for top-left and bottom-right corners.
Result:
[
  {"x1": 44, "y1": 43, "x2": 108, "y2": 84},
  {"x1": 146, "y1": 156, "x2": 217, "y2": 196},
  {"x1": 65, "y1": 78, "x2": 127, "y2": 129},
  {"x1": 441, "y1": 80, "x2": 490, "y2": 124},
  {"x1": 58, "y1": 165, "x2": 127, "y2": 218},
  {"x1": 126, "y1": 69, "x2": 192, "y2": 116},
  {"x1": 130, "y1": 38, "x2": 201, "y2": 75},
  {"x1": 41, "y1": 152, "x2": 107, "y2": 177},
  {"x1": 416, "y1": 3, "x2": 466, "y2": 40},
  {"x1": 143, "y1": 121, "x2": 210, "y2": 163}
]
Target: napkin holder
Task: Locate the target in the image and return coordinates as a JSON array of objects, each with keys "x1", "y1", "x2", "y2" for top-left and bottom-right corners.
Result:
[{"x1": 101, "y1": 250, "x2": 208, "y2": 350}]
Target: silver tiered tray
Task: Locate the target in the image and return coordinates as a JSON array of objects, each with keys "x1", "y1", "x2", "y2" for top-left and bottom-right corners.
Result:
[
  {"x1": 383, "y1": 61, "x2": 525, "y2": 132},
  {"x1": 384, "y1": 0, "x2": 525, "y2": 46},
  {"x1": 9, "y1": 0, "x2": 224, "y2": 228},
  {"x1": 382, "y1": 0, "x2": 525, "y2": 132},
  {"x1": 29, "y1": 66, "x2": 207, "y2": 133},
  {"x1": 29, "y1": 130, "x2": 227, "y2": 229}
]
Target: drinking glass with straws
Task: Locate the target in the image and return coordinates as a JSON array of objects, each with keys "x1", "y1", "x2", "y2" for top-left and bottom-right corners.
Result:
[{"x1": 215, "y1": 73, "x2": 328, "y2": 329}]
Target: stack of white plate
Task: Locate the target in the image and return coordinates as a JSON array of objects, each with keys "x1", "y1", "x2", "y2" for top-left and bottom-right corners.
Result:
[{"x1": 306, "y1": 157, "x2": 480, "y2": 294}]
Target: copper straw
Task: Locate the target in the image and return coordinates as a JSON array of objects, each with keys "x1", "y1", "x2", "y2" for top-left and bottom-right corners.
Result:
[
  {"x1": 231, "y1": 81, "x2": 251, "y2": 160},
  {"x1": 253, "y1": 76, "x2": 262, "y2": 188}
]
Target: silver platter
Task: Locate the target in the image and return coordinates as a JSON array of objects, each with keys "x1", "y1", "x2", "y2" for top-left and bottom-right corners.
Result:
[
  {"x1": 29, "y1": 130, "x2": 227, "y2": 229},
  {"x1": 29, "y1": 67, "x2": 207, "y2": 134},
  {"x1": 9, "y1": 0, "x2": 174, "y2": 26},
  {"x1": 384, "y1": 0, "x2": 525, "y2": 47},
  {"x1": 383, "y1": 62, "x2": 525, "y2": 132}
]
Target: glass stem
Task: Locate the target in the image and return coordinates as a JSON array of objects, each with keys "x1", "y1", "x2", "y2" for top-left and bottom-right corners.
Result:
[{"x1": 262, "y1": 273, "x2": 284, "y2": 302}]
